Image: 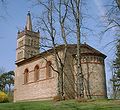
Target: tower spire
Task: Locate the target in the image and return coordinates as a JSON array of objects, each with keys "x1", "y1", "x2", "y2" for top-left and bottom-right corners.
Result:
[{"x1": 26, "y1": 11, "x2": 32, "y2": 31}]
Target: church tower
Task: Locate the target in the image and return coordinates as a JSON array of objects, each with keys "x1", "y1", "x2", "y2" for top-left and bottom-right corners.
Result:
[{"x1": 16, "y1": 11, "x2": 40, "y2": 63}]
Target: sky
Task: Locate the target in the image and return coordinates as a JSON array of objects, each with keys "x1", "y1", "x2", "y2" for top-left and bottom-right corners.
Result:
[
  {"x1": 0, "y1": 0, "x2": 30, "y2": 71},
  {"x1": 0, "y1": 0, "x2": 116, "y2": 95}
]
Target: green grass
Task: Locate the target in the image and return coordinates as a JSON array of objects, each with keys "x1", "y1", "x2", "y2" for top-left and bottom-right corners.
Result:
[{"x1": 0, "y1": 99, "x2": 120, "y2": 110}]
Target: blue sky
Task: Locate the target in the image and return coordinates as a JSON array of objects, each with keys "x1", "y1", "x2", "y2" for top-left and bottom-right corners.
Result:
[
  {"x1": 0, "y1": 0, "x2": 30, "y2": 71},
  {"x1": 0, "y1": 0, "x2": 116, "y2": 95}
]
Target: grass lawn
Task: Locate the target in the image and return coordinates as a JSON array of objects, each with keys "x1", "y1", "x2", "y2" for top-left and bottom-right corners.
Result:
[{"x1": 0, "y1": 99, "x2": 120, "y2": 110}]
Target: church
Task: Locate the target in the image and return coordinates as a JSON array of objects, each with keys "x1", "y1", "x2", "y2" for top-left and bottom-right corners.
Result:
[{"x1": 14, "y1": 12, "x2": 107, "y2": 102}]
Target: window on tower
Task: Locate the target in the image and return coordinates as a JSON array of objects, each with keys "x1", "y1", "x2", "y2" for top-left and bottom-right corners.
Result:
[
  {"x1": 34, "y1": 41, "x2": 36, "y2": 47},
  {"x1": 31, "y1": 51, "x2": 33, "y2": 57},
  {"x1": 28, "y1": 39, "x2": 31, "y2": 46},
  {"x1": 21, "y1": 40, "x2": 23, "y2": 45},
  {"x1": 34, "y1": 51, "x2": 36, "y2": 55},
  {"x1": 18, "y1": 40, "x2": 23, "y2": 47},
  {"x1": 27, "y1": 50, "x2": 30, "y2": 58},
  {"x1": 31, "y1": 40, "x2": 33, "y2": 46},
  {"x1": 17, "y1": 51, "x2": 23, "y2": 60}
]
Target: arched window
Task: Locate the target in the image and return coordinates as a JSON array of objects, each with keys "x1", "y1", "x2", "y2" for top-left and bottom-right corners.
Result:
[
  {"x1": 46, "y1": 61, "x2": 52, "y2": 79},
  {"x1": 34, "y1": 65, "x2": 39, "y2": 81},
  {"x1": 28, "y1": 39, "x2": 30, "y2": 45},
  {"x1": 34, "y1": 51, "x2": 36, "y2": 55},
  {"x1": 24, "y1": 69, "x2": 29, "y2": 84},
  {"x1": 31, "y1": 51, "x2": 33, "y2": 57},
  {"x1": 21, "y1": 40, "x2": 23, "y2": 46},
  {"x1": 27, "y1": 50, "x2": 30, "y2": 58},
  {"x1": 31, "y1": 40, "x2": 33, "y2": 46},
  {"x1": 34, "y1": 41, "x2": 36, "y2": 47}
]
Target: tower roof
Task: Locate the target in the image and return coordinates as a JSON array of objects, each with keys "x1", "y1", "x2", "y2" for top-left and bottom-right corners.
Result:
[{"x1": 26, "y1": 11, "x2": 32, "y2": 31}]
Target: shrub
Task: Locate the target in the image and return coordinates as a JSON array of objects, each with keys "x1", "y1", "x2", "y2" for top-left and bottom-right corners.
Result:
[
  {"x1": 53, "y1": 95, "x2": 61, "y2": 101},
  {"x1": 8, "y1": 93, "x2": 14, "y2": 102},
  {"x1": 53, "y1": 95, "x2": 66, "y2": 101},
  {"x1": 0, "y1": 91, "x2": 9, "y2": 103}
]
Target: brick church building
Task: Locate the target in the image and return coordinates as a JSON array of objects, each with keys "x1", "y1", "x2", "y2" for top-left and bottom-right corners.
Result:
[{"x1": 14, "y1": 12, "x2": 107, "y2": 102}]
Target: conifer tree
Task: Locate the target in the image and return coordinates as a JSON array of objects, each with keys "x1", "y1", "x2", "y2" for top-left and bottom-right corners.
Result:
[{"x1": 112, "y1": 40, "x2": 120, "y2": 99}]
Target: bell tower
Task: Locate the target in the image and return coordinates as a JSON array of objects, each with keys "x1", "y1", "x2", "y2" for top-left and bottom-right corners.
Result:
[{"x1": 16, "y1": 11, "x2": 40, "y2": 63}]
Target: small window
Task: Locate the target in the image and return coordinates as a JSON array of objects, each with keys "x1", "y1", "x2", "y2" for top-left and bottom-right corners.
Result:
[
  {"x1": 31, "y1": 40, "x2": 33, "y2": 46},
  {"x1": 20, "y1": 51, "x2": 23, "y2": 58},
  {"x1": 27, "y1": 50, "x2": 30, "y2": 58},
  {"x1": 34, "y1": 51, "x2": 36, "y2": 55},
  {"x1": 19, "y1": 40, "x2": 23, "y2": 47},
  {"x1": 46, "y1": 61, "x2": 52, "y2": 78},
  {"x1": 24, "y1": 69, "x2": 29, "y2": 84},
  {"x1": 31, "y1": 51, "x2": 33, "y2": 57},
  {"x1": 34, "y1": 65, "x2": 39, "y2": 81},
  {"x1": 17, "y1": 51, "x2": 23, "y2": 60},
  {"x1": 21, "y1": 40, "x2": 23, "y2": 46},
  {"x1": 28, "y1": 39, "x2": 30, "y2": 45},
  {"x1": 34, "y1": 41, "x2": 36, "y2": 47}
]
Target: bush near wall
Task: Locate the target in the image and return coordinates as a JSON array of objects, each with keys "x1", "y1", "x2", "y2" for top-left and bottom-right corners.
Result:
[{"x1": 0, "y1": 91, "x2": 9, "y2": 103}]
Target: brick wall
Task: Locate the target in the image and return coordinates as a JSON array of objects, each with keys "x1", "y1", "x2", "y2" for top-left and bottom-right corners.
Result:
[
  {"x1": 14, "y1": 47, "x2": 107, "y2": 102},
  {"x1": 14, "y1": 55, "x2": 58, "y2": 102}
]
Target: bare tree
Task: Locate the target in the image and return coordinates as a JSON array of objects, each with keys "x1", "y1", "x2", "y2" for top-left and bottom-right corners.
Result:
[
  {"x1": 33, "y1": 0, "x2": 71, "y2": 100},
  {"x1": 84, "y1": 57, "x2": 92, "y2": 99},
  {"x1": 101, "y1": 0, "x2": 120, "y2": 98},
  {"x1": 0, "y1": 67, "x2": 5, "y2": 74},
  {"x1": 70, "y1": 0, "x2": 84, "y2": 99},
  {"x1": 102, "y1": 0, "x2": 120, "y2": 36},
  {"x1": 116, "y1": 0, "x2": 120, "y2": 9},
  {"x1": 56, "y1": 0, "x2": 70, "y2": 99},
  {"x1": 0, "y1": 0, "x2": 7, "y2": 17},
  {"x1": 31, "y1": 0, "x2": 92, "y2": 100}
]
